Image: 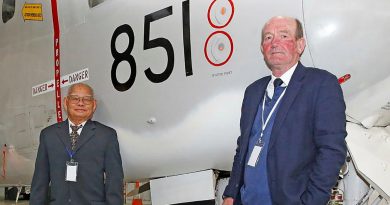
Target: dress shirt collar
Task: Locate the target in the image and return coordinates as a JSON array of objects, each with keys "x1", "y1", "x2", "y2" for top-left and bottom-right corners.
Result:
[
  {"x1": 266, "y1": 62, "x2": 298, "y2": 98},
  {"x1": 68, "y1": 119, "x2": 87, "y2": 135}
]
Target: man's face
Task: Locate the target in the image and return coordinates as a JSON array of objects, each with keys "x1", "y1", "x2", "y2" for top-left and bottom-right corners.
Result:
[
  {"x1": 64, "y1": 85, "x2": 96, "y2": 124},
  {"x1": 261, "y1": 17, "x2": 305, "y2": 71}
]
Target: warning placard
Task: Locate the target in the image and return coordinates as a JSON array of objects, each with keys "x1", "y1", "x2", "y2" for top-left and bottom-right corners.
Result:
[
  {"x1": 32, "y1": 68, "x2": 89, "y2": 97},
  {"x1": 22, "y1": 3, "x2": 43, "y2": 21}
]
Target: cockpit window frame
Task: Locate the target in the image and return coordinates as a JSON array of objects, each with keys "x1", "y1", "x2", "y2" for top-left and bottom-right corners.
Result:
[
  {"x1": 88, "y1": 0, "x2": 105, "y2": 8},
  {"x1": 2, "y1": 0, "x2": 16, "y2": 23}
]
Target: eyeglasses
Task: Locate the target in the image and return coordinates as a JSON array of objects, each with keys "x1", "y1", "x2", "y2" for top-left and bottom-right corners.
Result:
[{"x1": 67, "y1": 95, "x2": 94, "y2": 105}]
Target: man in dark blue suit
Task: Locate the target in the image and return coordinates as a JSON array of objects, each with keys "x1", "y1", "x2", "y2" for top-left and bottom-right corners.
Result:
[
  {"x1": 30, "y1": 83, "x2": 124, "y2": 205},
  {"x1": 222, "y1": 16, "x2": 347, "y2": 205}
]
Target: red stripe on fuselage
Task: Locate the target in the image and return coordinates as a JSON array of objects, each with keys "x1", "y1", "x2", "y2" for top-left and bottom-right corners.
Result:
[{"x1": 51, "y1": 0, "x2": 63, "y2": 122}]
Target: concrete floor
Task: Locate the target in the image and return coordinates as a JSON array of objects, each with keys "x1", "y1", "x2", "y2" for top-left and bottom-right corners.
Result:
[
  {"x1": 0, "y1": 186, "x2": 149, "y2": 204},
  {"x1": 0, "y1": 200, "x2": 147, "y2": 205},
  {"x1": 0, "y1": 201, "x2": 28, "y2": 205}
]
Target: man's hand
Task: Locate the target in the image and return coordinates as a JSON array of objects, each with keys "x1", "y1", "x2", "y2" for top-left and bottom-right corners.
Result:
[{"x1": 222, "y1": 197, "x2": 234, "y2": 205}]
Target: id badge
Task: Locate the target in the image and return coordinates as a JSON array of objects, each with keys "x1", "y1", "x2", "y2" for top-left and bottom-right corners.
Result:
[
  {"x1": 65, "y1": 161, "x2": 78, "y2": 182},
  {"x1": 247, "y1": 146, "x2": 262, "y2": 167},
  {"x1": 247, "y1": 140, "x2": 264, "y2": 167}
]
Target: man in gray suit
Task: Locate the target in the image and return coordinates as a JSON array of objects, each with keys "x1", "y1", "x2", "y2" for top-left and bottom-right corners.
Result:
[{"x1": 31, "y1": 83, "x2": 124, "y2": 205}]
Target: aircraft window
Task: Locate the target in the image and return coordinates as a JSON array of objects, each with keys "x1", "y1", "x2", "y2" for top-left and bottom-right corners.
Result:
[
  {"x1": 2, "y1": 0, "x2": 15, "y2": 23},
  {"x1": 89, "y1": 0, "x2": 105, "y2": 8}
]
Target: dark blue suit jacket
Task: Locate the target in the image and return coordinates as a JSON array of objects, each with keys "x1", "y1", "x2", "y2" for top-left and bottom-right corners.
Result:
[
  {"x1": 224, "y1": 63, "x2": 347, "y2": 205},
  {"x1": 30, "y1": 119, "x2": 124, "y2": 205}
]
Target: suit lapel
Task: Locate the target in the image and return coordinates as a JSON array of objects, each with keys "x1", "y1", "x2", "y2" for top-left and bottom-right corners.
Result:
[
  {"x1": 74, "y1": 120, "x2": 96, "y2": 152},
  {"x1": 56, "y1": 120, "x2": 71, "y2": 149},
  {"x1": 268, "y1": 63, "x2": 306, "y2": 150},
  {"x1": 241, "y1": 78, "x2": 270, "y2": 149}
]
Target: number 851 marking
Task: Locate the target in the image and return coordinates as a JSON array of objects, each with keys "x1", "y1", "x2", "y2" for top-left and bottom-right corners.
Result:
[{"x1": 110, "y1": 0, "x2": 192, "y2": 92}]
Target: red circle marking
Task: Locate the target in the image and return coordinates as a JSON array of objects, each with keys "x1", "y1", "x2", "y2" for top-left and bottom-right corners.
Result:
[
  {"x1": 207, "y1": 0, "x2": 235, "y2": 29},
  {"x1": 204, "y1": 30, "x2": 234, "y2": 67}
]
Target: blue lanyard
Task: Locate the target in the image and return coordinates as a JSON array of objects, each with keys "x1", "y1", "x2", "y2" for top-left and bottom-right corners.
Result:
[
  {"x1": 66, "y1": 147, "x2": 75, "y2": 159},
  {"x1": 258, "y1": 88, "x2": 286, "y2": 142}
]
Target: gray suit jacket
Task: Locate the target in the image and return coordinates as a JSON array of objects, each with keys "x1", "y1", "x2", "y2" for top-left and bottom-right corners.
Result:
[{"x1": 30, "y1": 119, "x2": 124, "y2": 205}]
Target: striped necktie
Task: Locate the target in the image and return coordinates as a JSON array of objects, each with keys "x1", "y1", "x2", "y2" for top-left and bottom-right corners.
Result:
[{"x1": 70, "y1": 125, "x2": 82, "y2": 150}]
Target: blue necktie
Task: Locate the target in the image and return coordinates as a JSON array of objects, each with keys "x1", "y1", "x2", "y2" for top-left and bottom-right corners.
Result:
[
  {"x1": 264, "y1": 78, "x2": 284, "y2": 118},
  {"x1": 272, "y1": 78, "x2": 284, "y2": 101}
]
